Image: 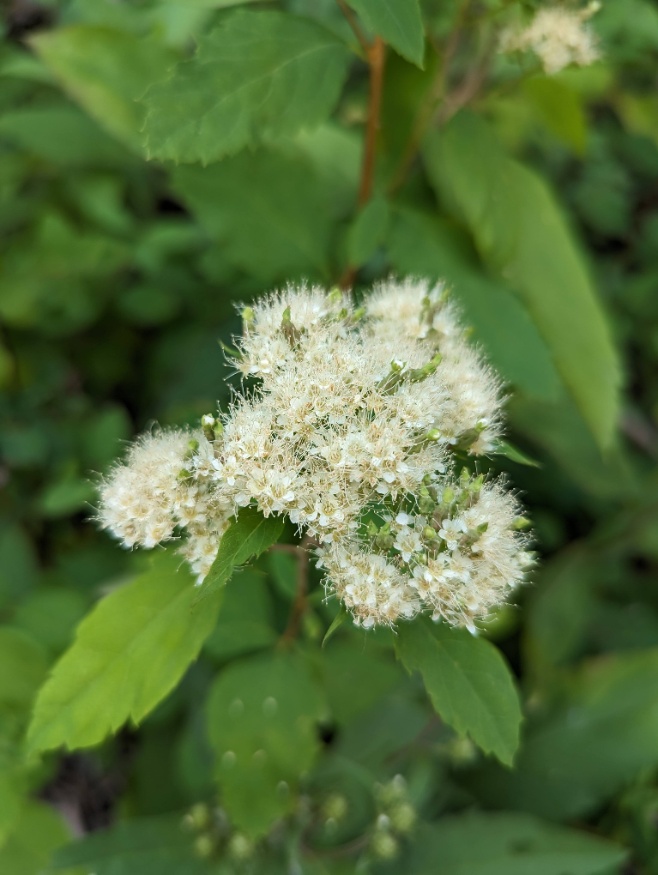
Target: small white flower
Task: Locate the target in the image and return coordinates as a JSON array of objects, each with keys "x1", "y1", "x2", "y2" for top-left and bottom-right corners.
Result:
[{"x1": 98, "y1": 280, "x2": 530, "y2": 630}]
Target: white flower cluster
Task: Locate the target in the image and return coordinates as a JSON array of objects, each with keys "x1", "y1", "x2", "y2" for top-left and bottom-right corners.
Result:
[
  {"x1": 97, "y1": 279, "x2": 531, "y2": 630},
  {"x1": 500, "y1": 3, "x2": 601, "y2": 75}
]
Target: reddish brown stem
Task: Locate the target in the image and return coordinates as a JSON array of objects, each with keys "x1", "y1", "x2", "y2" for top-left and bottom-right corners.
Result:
[
  {"x1": 339, "y1": 36, "x2": 386, "y2": 290},
  {"x1": 336, "y1": 0, "x2": 370, "y2": 55},
  {"x1": 358, "y1": 36, "x2": 386, "y2": 207}
]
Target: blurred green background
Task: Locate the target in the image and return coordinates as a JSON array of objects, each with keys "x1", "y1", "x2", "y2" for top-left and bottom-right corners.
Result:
[{"x1": 2, "y1": 0, "x2": 658, "y2": 873}]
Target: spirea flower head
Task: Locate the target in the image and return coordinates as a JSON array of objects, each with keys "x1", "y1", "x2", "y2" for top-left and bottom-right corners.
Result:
[
  {"x1": 97, "y1": 278, "x2": 532, "y2": 631},
  {"x1": 500, "y1": 2, "x2": 601, "y2": 75}
]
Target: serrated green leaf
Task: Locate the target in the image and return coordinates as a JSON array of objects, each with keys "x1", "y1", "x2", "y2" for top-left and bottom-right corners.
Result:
[
  {"x1": 469, "y1": 647, "x2": 658, "y2": 819},
  {"x1": 141, "y1": 10, "x2": 351, "y2": 164},
  {"x1": 345, "y1": 0, "x2": 425, "y2": 66},
  {"x1": 172, "y1": 148, "x2": 337, "y2": 282},
  {"x1": 395, "y1": 617, "x2": 521, "y2": 765},
  {"x1": 423, "y1": 113, "x2": 620, "y2": 448},
  {"x1": 194, "y1": 506, "x2": 284, "y2": 604},
  {"x1": 376, "y1": 814, "x2": 626, "y2": 875},
  {"x1": 30, "y1": 26, "x2": 174, "y2": 150},
  {"x1": 26, "y1": 552, "x2": 222, "y2": 755},
  {"x1": 207, "y1": 650, "x2": 325, "y2": 837}
]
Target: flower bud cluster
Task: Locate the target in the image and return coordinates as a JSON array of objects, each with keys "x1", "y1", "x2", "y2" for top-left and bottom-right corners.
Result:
[
  {"x1": 97, "y1": 279, "x2": 531, "y2": 629},
  {"x1": 500, "y1": 2, "x2": 601, "y2": 75},
  {"x1": 369, "y1": 775, "x2": 416, "y2": 861}
]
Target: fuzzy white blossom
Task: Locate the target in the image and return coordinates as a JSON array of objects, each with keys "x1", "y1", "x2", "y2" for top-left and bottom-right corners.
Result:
[
  {"x1": 500, "y1": 3, "x2": 601, "y2": 75},
  {"x1": 97, "y1": 279, "x2": 532, "y2": 631}
]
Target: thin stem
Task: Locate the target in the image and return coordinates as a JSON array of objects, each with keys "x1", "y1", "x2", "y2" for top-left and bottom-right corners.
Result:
[
  {"x1": 358, "y1": 36, "x2": 386, "y2": 207},
  {"x1": 278, "y1": 535, "x2": 314, "y2": 646},
  {"x1": 339, "y1": 36, "x2": 386, "y2": 290},
  {"x1": 336, "y1": 0, "x2": 370, "y2": 55}
]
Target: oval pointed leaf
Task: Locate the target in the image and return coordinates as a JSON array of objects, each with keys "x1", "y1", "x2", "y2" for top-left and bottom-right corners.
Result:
[
  {"x1": 30, "y1": 26, "x2": 174, "y2": 150},
  {"x1": 398, "y1": 813, "x2": 626, "y2": 875},
  {"x1": 345, "y1": 0, "x2": 425, "y2": 66},
  {"x1": 207, "y1": 651, "x2": 325, "y2": 837},
  {"x1": 423, "y1": 113, "x2": 620, "y2": 448},
  {"x1": 395, "y1": 617, "x2": 522, "y2": 765},
  {"x1": 142, "y1": 10, "x2": 351, "y2": 164},
  {"x1": 194, "y1": 506, "x2": 284, "y2": 603},
  {"x1": 27, "y1": 552, "x2": 222, "y2": 754}
]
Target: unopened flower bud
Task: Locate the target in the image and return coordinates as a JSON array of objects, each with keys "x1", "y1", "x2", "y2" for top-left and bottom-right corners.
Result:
[
  {"x1": 370, "y1": 829, "x2": 399, "y2": 860},
  {"x1": 241, "y1": 306, "x2": 255, "y2": 329},
  {"x1": 228, "y1": 833, "x2": 254, "y2": 861},
  {"x1": 193, "y1": 835, "x2": 215, "y2": 859},
  {"x1": 390, "y1": 802, "x2": 416, "y2": 834},
  {"x1": 322, "y1": 793, "x2": 348, "y2": 822}
]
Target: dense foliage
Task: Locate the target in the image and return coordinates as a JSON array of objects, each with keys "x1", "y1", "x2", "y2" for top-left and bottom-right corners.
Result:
[{"x1": 1, "y1": 0, "x2": 658, "y2": 873}]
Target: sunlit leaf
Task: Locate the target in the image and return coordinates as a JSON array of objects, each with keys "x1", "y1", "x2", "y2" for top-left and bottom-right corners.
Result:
[{"x1": 27, "y1": 552, "x2": 222, "y2": 754}]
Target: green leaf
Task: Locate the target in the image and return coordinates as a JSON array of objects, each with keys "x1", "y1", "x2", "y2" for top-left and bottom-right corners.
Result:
[
  {"x1": 30, "y1": 26, "x2": 173, "y2": 150},
  {"x1": 206, "y1": 650, "x2": 325, "y2": 837},
  {"x1": 26, "y1": 551, "x2": 222, "y2": 755},
  {"x1": 345, "y1": 0, "x2": 425, "y2": 66},
  {"x1": 469, "y1": 647, "x2": 658, "y2": 819},
  {"x1": 523, "y1": 76, "x2": 588, "y2": 155},
  {"x1": 194, "y1": 506, "x2": 284, "y2": 604},
  {"x1": 322, "y1": 606, "x2": 349, "y2": 648},
  {"x1": 0, "y1": 802, "x2": 68, "y2": 875},
  {"x1": 388, "y1": 207, "x2": 561, "y2": 402},
  {"x1": 51, "y1": 816, "x2": 215, "y2": 875},
  {"x1": 491, "y1": 439, "x2": 541, "y2": 468},
  {"x1": 423, "y1": 113, "x2": 620, "y2": 448},
  {"x1": 320, "y1": 638, "x2": 404, "y2": 723},
  {"x1": 395, "y1": 617, "x2": 522, "y2": 765},
  {"x1": 172, "y1": 147, "x2": 338, "y2": 282},
  {"x1": 509, "y1": 394, "x2": 635, "y2": 501},
  {"x1": 203, "y1": 569, "x2": 277, "y2": 662},
  {"x1": 0, "y1": 212, "x2": 128, "y2": 333},
  {"x1": 523, "y1": 549, "x2": 594, "y2": 677},
  {"x1": 12, "y1": 589, "x2": 88, "y2": 657},
  {"x1": 377, "y1": 814, "x2": 626, "y2": 875},
  {"x1": 347, "y1": 194, "x2": 390, "y2": 266},
  {"x1": 141, "y1": 10, "x2": 351, "y2": 164},
  {"x1": 0, "y1": 627, "x2": 48, "y2": 710},
  {"x1": 0, "y1": 105, "x2": 132, "y2": 167},
  {"x1": 0, "y1": 525, "x2": 38, "y2": 611}
]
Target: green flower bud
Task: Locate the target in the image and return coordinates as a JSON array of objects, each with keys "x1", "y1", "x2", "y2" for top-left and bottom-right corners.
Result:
[
  {"x1": 241, "y1": 306, "x2": 255, "y2": 328},
  {"x1": 193, "y1": 835, "x2": 215, "y2": 859},
  {"x1": 408, "y1": 352, "x2": 442, "y2": 383},
  {"x1": 513, "y1": 516, "x2": 531, "y2": 530},
  {"x1": 189, "y1": 803, "x2": 211, "y2": 830},
  {"x1": 390, "y1": 802, "x2": 416, "y2": 834},
  {"x1": 322, "y1": 793, "x2": 349, "y2": 822},
  {"x1": 228, "y1": 833, "x2": 254, "y2": 862},
  {"x1": 370, "y1": 830, "x2": 399, "y2": 860}
]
